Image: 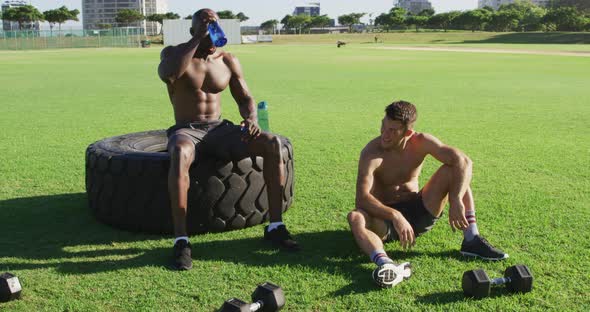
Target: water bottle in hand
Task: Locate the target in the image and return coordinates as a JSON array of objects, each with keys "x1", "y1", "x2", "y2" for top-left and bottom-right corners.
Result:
[{"x1": 207, "y1": 21, "x2": 227, "y2": 47}]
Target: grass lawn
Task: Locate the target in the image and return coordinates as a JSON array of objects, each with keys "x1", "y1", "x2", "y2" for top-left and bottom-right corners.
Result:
[{"x1": 0, "y1": 38, "x2": 589, "y2": 311}]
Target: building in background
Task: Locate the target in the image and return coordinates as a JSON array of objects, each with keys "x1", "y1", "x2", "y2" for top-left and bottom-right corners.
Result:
[
  {"x1": 478, "y1": 0, "x2": 550, "y2": 10},
  {"x1": 2, "y1": 0, "x2": 40, "y2": 31},
  {"x1": 395, "y1": 0, "x2": 433, "y2": 15},
  {"x1": 293, "y1": 2, "x2": 320, "y2": 16},
  {"x1": 82, "y1": 0, "x2": 167, "y2": 35}
]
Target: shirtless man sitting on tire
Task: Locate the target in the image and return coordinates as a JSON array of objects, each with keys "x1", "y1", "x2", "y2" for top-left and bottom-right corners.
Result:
[{"x1": 158, "y1": 8, "x2": 300, "y2": 271}]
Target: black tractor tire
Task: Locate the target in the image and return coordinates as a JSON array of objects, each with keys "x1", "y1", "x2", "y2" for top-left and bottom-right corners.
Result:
[{"x1": 85, "y1": 130, "x2": 294, "y2": 235}]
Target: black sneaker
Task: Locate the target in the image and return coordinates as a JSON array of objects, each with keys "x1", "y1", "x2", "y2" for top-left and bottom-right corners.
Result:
[
  {"x1": 171, "y1": 240, "x2": 193, "y2": 271},
  {"x1": 264, "y1": 225, "x2": 300, "y2": 251},
  {"x1": 372, "y1": 262, "x2": 412, "y2": 288},
  {"x1": 460, "y1": 235, "x2": 508, "y2": 261}
]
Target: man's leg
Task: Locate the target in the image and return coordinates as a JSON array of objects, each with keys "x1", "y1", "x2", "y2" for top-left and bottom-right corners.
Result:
[
  {"x1": 247, "y1": 133, "x2": 299, "y2": 250},
  {"x1": 421, "y1": 164, "x2": 508, "y2": 260},
  {"x1": 167, "y1": 135, "x2": 196, "y2": 270},
  {"x1": 347, "y1": 209, "x2": 411, "y2": 288}
]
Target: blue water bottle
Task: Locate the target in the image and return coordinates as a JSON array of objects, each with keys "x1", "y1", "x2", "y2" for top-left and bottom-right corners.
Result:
[
  {"x1": 208, "y1": 21, "x2": 227, "y2": 47},
  {"x1": 257, "y1": 101, "x2": 270, "y2": 132}
]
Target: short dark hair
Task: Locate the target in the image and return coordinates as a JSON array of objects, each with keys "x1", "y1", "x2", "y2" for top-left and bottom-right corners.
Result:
[
  {"x1": 192, "y1": 8, "x2": 214, "y2": 25},
  {"x1": 385, "y1": 100, "x2": 417, "y2": 127}
]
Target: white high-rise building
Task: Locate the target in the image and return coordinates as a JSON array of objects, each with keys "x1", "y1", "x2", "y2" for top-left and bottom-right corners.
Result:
[
  {"x1": 82, "y1": 0, "x2": 168, "y2": 35},
  {"x1": 395, "y1": 0, "x2": 433, "y2": 15},
  {"x1": 2, "y1": 0, "x2": 41, "y2": 31},
  {"x1": 478, "y1": 0, "x2": 550, "y2": 10}
]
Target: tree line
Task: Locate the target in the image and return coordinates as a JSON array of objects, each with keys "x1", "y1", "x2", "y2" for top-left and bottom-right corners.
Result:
[
  {"x1": 0, "y1": 5, "x2": 252, "y2": 35},
  {"x1": 2, "y1": 1, "x2": 587, "y2": 35},
  {"x1": 375, "y1": 1, "x2": 589, "y2": 33},
  {"x1": 265, "y1": 0, "x2": 589, "y2": 33}
]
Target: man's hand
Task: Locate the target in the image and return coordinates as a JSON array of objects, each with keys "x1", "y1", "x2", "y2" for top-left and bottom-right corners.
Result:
[
  {"x1": 240, "y1": 119, "x2": 262, "y2": 142},
  {"x1": 193, "y1": 11, "x2": 217, "y2": 39},
  {"x1": 448, "y1": 200, "x2": 469, "y2": 231},
  {"x1": 392, "y1": 216, "x2": 415, "y2": 250}
]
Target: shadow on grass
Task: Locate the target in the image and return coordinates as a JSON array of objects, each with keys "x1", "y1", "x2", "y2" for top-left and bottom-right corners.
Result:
[
  {"x1": 416, "y1": 287, "x2": 517, "y2": 304},
  {"x1": 0, "y1": 192, "x2": 474, "y2": 302},
  {"x1": 461, "y1": 32, "x2": 589, "y2": 44},
  {"x1": 0, "y1": 193, "x2": 163, "y2": 274}
]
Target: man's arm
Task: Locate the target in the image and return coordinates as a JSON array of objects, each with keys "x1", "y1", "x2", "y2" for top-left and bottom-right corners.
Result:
[
  {"x1": 157, "y1": 39, "x2": 201, "y2": 84},
  {"x1": 226, "y1": 53, "x2": 256, "y2": 121},
  {"x1": 225, "y1": 53, "x2": 260, "y2": 138},
  {"x1": 355, "y1": 152, "x2": 398, "y2": 220},
  {"x1": 420, "y1": 133, "x2": 471, "y2": 230},
  {"x1": 157, "y1": 11, "x2": 214, "y2": 84},
  {"x1": 355, "y1": 146, "x2": 416, "y2": 249}
]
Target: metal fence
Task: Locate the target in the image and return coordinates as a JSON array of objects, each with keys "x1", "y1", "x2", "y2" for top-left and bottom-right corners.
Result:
[{"x1": 0, "y1": 28, "x2": 146, "y2": 50}]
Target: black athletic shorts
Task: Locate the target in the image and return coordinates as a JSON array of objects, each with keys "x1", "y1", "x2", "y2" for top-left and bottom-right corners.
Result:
[
  {"x1": 384, "y1": 192, "x2": 440, "y2": 242},
  {"x1": 166, "y1": 119, "x2": 249, "y2": 160}
]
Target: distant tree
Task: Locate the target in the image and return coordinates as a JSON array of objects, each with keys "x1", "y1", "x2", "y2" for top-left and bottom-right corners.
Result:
[
  {"x1": 184, "y1": 15, "x2": 192, "y2": 20},
  {"x1": 217, "y1": 10, "x2": 236, "y2": 19},
  {"x1": 43, "y1": 6, "x2": 79, "y2": 33},
  {"x1": 147, "y1": 12, "x2": 180, "y2": 34},
  {"x1": 289, "y1": 14, "x2": 312, "y2": 34},
  {"x1": 236, "y1": 12, "x2": 249, "y2": 22},
  {"x1": 418, "y1": 8, "x2": 435, "y2": 17},
  {"x1": 455, "y1": 9, "x2": 491, "y2": 32},
  {"x1": 309, "y1": 14, "x2": 332, "y2": 29},
  {"x1": 543, "y1": 6, "x2": 586, "y2": 31},
  {"x1": 97, "y1": 23, "x2": 112, "y2": 30},
  {"x1": 338, "y1": 13, "x2": 366, "y2": 32},
  {"x1": 405, "y1": 15, "x2": 429, "y2": 32},
  {"x1": 521, "y1": 5, "x2": 547, "y2": 31},
  {"x1": 115, "y1": 9, "x2": 144, "y2": 27},
  {"x1": 391, "y1": 7, "x2": 409, "y2": 27},
  {"x1": 374, "y1": 13, "x2": 393, "y2": 31},
  {"x1": 550, "y1": 0, "x2": 590, "y2": 14},
  {"x1": 487, "y1": 10, "x2": 520, "y2": 31},
  {"x1": 429, "y1": 11, "x2": 460, "y2": 32},
  {"x1": 260, "y1": 19, "x2": 278, "y2": 34},
  {"x1": 1, "y1": 4, "x2": 44, "y2": 30},
  {"x1": 280, "y1": 15, "x2": 293, "y2": 33}
]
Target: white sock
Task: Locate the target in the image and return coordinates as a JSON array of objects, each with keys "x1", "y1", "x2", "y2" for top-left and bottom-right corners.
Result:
[
  {"x1": 174, "y1": 236, "x2": 189, "y2": 245},
  {"x1": 267, "y1": 222, "x2": 284, "y2": 232},
  {"x1": 463, "y1": 210, "x2": 479, "y2": 241},
  {"x1": 370, "y1": 250, "x2": 394, "y2": 266}
]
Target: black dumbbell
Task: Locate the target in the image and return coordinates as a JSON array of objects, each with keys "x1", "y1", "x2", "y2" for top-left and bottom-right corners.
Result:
[
  {"x1": 220, "y1": 282, "x2": 285, "y2": 312},
  {"x1": 1, "y1": 272, "x2": 22, "y2": 303},
  {"x1": 462, "y1": 265, "x2": 533, "y2": 299}
]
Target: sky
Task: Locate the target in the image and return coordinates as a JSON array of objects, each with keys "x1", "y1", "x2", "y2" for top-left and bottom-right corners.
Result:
[{"x1": 26, "y1": 0, "x2": 477, "y2": 29}]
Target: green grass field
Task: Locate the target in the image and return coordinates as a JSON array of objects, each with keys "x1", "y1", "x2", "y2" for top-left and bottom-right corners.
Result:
[{"x1": 1, "y1": 37, "x2": 589, "y2": 311}]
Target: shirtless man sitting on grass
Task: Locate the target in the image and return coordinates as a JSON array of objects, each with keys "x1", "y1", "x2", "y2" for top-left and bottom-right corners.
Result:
[{"x1": 348, "y1": 100, "x2": 507, "y2": 288}]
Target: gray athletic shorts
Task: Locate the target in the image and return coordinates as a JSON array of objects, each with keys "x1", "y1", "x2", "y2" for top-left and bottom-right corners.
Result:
[
  {"x1": 384, "y1": 192, "x2": 440, "y2": 242},
  {"x1": 166, "y1": 119, "x2": 249, "y2": 160}
]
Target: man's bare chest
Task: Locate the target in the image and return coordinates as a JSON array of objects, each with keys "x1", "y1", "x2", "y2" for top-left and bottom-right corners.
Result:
[
  {"x1": 375, "y1": 153, "x2": 425, "y2": 185},
  {"x1": 180, "y1": 60, "x2": 231, "y2": 94}
]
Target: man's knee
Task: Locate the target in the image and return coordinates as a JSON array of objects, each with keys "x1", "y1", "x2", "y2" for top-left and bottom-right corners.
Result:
[
  {"x1": 265, "y1": 135, "x2": 282, "y2": 158},
  {"x1": 347, "y1": 209, "x2": 367, "y2": 226},
  {"x1": 168, "y1": 139, "x2": 195, "y2": 170}
]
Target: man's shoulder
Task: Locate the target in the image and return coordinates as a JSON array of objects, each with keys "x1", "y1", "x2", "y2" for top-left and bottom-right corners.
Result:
[
  {"x1": 408, "y1": 131, "x2": 432, "y2": 145},
  {"x1": 360, "y1": 138, "x2": 383, "y2": 160},
  {"x1": 160, "y1": 44, "x2": 178, "y2": 59},
  {"x1": 220, "y1": 50, "x2": 239, "y2": 64}
]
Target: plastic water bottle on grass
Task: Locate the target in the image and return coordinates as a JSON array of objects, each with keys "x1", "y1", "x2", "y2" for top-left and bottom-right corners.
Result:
[{"x1": 257, "y1": 101, "x2": 270, "y2": 132}]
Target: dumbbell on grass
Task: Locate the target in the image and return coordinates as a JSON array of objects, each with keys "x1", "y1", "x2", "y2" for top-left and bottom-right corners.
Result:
[
  {"x1": 220, "y1": 282, "x2": 285, "y2": 312},
  {"x1": 0, "y1": 272, "x2": 22, "y2": 303},
  {"x1": 462, "y1": 265, "x2": 533, "y2": 299}
]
